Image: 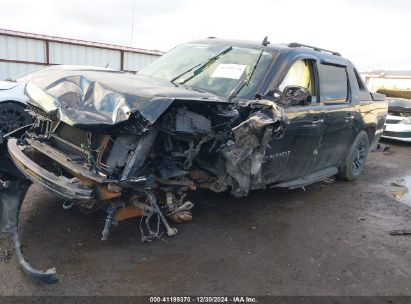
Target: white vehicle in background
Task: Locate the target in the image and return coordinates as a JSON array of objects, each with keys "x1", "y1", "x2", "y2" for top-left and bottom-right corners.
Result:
[
  {"x1": 382, "y1": 97, "x2": 411, "y2": 142},
  {"x1": 0, "y1": 65, "x2": 124, "y2": 134},
  {"x1": 0, "y1": 76, "x2": 32, "y2": 134}
]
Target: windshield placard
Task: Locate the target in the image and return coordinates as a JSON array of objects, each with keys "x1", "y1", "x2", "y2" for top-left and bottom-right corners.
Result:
[{"x1": 211, "y1": 64, "x2": 246, "y2": 80}]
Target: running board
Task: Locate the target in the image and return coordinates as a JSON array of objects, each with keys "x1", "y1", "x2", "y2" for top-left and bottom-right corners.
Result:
[{"x1": 273, "y1": 167, "x2": 338, "y2": 189}]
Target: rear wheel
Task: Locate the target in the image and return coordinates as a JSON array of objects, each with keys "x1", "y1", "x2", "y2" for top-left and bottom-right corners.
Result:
[
  {"x1": 0, "y1": 102, "x2": 32, "y2": 134},
  {"x1": 338, "y1": 131, "x2": 369, "y2": 181}
]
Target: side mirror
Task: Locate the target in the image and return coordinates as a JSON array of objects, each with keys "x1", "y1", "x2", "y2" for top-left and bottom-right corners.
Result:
[
  {"x1": 281, "y1": 85, "x2": 311, "y2": 106},
  {"x1": 261, "y1": 89, "x2": 282, "y2": 100}
]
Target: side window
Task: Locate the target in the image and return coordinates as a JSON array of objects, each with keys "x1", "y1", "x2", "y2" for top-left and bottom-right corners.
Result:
[
  {"x1": 318, "y1": 63, "x2": 348, "y2": 102},
  {"x1": 279, "y1": 59, "x2": 314, "y2": 95},
  {"x1": 354, "y1": 69, "x2": 366, "y2": 91}
]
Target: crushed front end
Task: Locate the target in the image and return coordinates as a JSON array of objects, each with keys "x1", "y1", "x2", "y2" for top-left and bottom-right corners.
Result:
[
  {"x1": 1, "y1": 69, "x2": 287, "y2": 283},
  {"x1": 11, "y1": 98, "x2": 286, "y2": 235}
]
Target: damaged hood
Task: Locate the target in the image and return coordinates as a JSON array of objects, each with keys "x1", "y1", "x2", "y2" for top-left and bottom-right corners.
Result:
[{"x1": 25, "y1": 69, "x2": 226, "y2": 127}]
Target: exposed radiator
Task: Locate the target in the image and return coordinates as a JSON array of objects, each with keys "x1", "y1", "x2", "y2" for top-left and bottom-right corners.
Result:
[
  {"x1": 26, "y1": 104, "x2": 108, "y2": 163},
  {"x1": 26, "y1": 103, "x2": 56, "y2": 121},
  {"x1": 50, "y1": 123, "x2": 105, "y2": 160}
]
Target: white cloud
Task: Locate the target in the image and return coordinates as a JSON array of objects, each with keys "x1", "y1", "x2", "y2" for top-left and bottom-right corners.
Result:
[{"x1": 0, "y1": 0, "x2": 410, "y2": 70}]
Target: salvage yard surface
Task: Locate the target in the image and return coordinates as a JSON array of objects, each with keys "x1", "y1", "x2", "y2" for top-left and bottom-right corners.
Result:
[{"x1": 0, "y1": 140, "x2": 410, "y2": 296}]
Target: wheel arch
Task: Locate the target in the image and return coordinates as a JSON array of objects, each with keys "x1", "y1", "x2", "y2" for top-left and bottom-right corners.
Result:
[
  {"x1": 0, "y1": 100, "x2": 27, "y2": 107},
  {"x1": 362, "y1": 125, "x2": 376, "y2": 146}
]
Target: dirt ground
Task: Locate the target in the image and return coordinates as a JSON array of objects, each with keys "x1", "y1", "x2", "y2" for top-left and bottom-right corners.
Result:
[{"x1": 0, "y1": 139, "x2": 410, "y2": 296}]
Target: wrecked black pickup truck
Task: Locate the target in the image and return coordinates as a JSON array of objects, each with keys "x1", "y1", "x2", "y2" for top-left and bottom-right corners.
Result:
[{"x1": 0, "y1": 38, "x2": 388, "y2": 283}]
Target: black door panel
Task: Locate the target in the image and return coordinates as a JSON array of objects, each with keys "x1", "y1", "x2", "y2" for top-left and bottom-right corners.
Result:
[
  {"x1": 262, "y1": 107, "x2": 324, "y2": 183},
  {"x1": 313, "y1": 104, "x2": 356, "y2": 171}
]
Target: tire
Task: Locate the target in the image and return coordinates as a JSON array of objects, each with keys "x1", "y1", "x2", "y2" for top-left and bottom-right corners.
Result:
[
  {"x1": 338, "y1": 131, "x2": 369, "y2": 181},
  {"x1": 0, "y1": 101, "x2": 32, "y2": 134}
]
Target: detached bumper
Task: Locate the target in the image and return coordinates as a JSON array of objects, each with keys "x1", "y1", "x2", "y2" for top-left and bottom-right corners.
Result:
[
  {"x1": 7, "y1": 138, "x2": 93, "y2": 200},
  {"x1": 0, "y1": 178, "x2": 58, "y2": 284}
]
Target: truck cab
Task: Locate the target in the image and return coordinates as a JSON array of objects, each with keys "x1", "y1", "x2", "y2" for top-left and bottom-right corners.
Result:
[{"x1": 256, "y1": 43, "x2": 387, "y2": 186}]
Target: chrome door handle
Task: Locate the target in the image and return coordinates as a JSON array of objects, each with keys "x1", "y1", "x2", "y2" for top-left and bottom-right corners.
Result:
[{"x1": 311, "y1": 119, "x2": 324, "y2": 124}]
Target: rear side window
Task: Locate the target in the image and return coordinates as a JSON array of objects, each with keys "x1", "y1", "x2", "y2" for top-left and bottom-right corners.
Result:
[
  {"x1": 318, "y1": 64, "x2": 348, "y2": 102},
  {"x1": 354, "y1": 69, "x2": 366, "y2": 91}
]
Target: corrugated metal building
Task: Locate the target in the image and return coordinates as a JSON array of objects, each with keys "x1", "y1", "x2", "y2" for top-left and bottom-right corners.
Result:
[{"x1": 0, "y1": 28, "x2": 164, "y2": 80}]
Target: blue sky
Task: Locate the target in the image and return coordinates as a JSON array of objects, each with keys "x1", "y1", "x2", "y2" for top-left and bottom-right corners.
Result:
[{"x1": 1, "y1": 0, "x2": 410, "y2": 71}]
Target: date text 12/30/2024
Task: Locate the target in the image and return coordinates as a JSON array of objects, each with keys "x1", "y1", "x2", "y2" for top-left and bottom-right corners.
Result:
[{"x1": 150, "y1": 297, "x2": 257, "y2": 303}]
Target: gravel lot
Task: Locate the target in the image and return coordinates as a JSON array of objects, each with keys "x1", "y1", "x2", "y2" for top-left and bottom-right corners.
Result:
[{"x1": 0, "y1": 140, "x2": 410, "y2": 296}]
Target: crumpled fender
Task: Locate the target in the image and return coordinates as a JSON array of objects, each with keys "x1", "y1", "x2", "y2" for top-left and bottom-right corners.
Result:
[
  {"x1": 221, "y1": 99, "x2": 288, "y2": 197},
  {"x1": 0, "y1": 133, "x2": 58, "y2": 284}
]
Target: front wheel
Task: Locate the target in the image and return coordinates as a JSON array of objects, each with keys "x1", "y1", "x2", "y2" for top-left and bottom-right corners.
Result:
[
  {"x1": 338, "y1": 131, "x2": 369, "y2": 181},
  {"x1": 0, "y1": 101, "x2": 32, "y2": 134}
]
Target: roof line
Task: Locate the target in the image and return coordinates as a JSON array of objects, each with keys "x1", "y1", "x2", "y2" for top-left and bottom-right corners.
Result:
[{"x1": 0, "y1": 28, "x2": 165, "y2": 56}]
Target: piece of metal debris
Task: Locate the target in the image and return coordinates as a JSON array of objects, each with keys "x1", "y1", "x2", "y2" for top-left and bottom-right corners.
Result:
[
  {"x1": 101, "y1": 205, "x2": 115, "y2": 241},
  {"x1": 389, "y1": 229, "x2": 411, "y2": 236},
  {"x1": 372, "y1": 143, "x2": 391, "y2": 152},
  {"x1": 390, "y1": 181, "x2": 409, "y2": 201}
]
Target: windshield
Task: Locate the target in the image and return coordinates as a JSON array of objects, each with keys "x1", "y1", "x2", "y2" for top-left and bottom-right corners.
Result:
[{"x1": 139, "y1": 43, "x2": 274, "y2": 99}]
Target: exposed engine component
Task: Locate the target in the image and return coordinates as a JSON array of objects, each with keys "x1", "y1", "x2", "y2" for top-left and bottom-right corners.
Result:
[
  {"x1": 105, "y1": 135, "x2": 139, "y2": 172},
  {"x1": 175, "y1": 107, "x2": 212, "y2": 134}
]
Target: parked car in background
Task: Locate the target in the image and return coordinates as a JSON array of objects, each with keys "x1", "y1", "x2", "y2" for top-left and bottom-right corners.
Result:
[
  {"x1": 0, "y1": 75, "x2": 32, "y2": 134},
  {"x1": 382, "y1": 98, "x2": 411, "y2": 142},
  {"x1": 0, "y1": 65, "x2": 123, "y2": 134}
]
